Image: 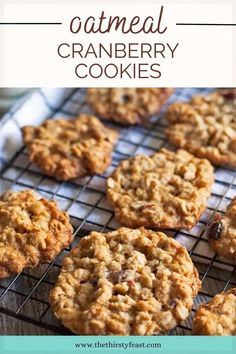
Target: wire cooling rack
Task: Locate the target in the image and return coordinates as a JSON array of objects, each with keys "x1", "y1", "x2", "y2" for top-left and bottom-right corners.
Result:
[{"x1": 0, "y1": 88, "x2": 236, "y2": 335}]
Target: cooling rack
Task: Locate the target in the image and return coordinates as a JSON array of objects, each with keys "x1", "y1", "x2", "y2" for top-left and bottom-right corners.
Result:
[{"x1": 0, "y1": 88, "x2": 235, "y2": 335}]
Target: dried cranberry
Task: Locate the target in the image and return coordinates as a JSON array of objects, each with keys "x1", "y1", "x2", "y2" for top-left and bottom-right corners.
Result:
[
  {"x1": 127, "y1": 280, "x2": 135, "y2": 287},
  {"x1": 90, "y1": 279, "x2": 98, "y2": 286},
  {"x1": 208, "y1": 220, "x2": 224, "y2": 240},
  {"x1": 221, "y1": 90, "x2": 235, "y2": 100},
  {"x1": 214, "y1": 213, "x2": 222, "y2": 221},
  {"x1": 169, "y1": 299, "x2": 177, "y2": 308},
  {"x1": 122, "y1": 94, "x2": 131, "y2": 103}
]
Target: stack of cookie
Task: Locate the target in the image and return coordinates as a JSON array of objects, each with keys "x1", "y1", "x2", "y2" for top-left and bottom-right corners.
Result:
[{"x1": 1, "y1": 88, "x2": 235, "y2": 335}]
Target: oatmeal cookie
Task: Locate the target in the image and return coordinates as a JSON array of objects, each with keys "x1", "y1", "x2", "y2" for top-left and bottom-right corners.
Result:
[
  {"x1": 107, "y1": 148, "x2": 214, "y2": 230},
  {"x1": 49, "y1": 227, "x2": 201, "y2": 335},
  {"x1": 87, "y1": 88, "x2": 174, "y2": 125},
  {"x1": 0, "y1": 190, "x2": 73, "y2": 279},
  {"x1": 192, "y1": 288, "x2": 236, "y2": 335},
  {"x1": 207, "y1": 198, "x2": 236, "y2": 262},
  {"x1": 166, "y1": 89, "x2": 236, "y2": 167},
  {"x1": 22, "y1": 114, "x2": 118, "y2": 181}
]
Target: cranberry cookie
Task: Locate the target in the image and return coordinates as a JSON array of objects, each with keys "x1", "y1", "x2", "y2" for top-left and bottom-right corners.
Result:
[
  {"x1": 49, "y1": 227, "x2": 201, "y2": 335},
  {"x1": 107, "y1": 148, "x2": 214, "y2": 230},
  {"x1": 208, "y1": 198, "x2": 236, "y2": 262},
  {"x1": 22, "y1": 114, "x2": 118, "y2": 181},
  {"x1": 0, "y1": 190, "x2": 73, "y2": 279},
  {"x1": 166, "y1": 89, "x2": 236, "y2": 167},
  {"x1": 193, "y1": 288, "x2": 236, "y2": 335},
  {"x1": 87, "y1": 88, "x2": 174, "y2": 125}
]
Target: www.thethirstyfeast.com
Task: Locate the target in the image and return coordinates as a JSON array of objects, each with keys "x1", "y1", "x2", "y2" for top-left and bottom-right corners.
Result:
[{"x1": 57, "y1": 7, "x2": 179, "y2": 79}]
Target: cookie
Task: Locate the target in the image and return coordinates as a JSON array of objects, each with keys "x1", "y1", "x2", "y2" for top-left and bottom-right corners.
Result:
[
  {"x1": 49, "y1": 227, "x2": 201, "y2": 335},
  {"x1": 192, "y1": 288, "x2": 236, "y2": 335},
  {"x1": 107, "y1": 148, "x2": 214, "y2": 230},
  {"x1": 0, "y1": 190, "x2": 73, "y2": 279},
  {"x1": 165, "y1": 89, "x2": 236, "y2": 168},
  {"x1": 87, "y1": 88, "x2": 174, "y2": 125},
  {"x1": 207, "y1": 198, "x2": 236, "y2": 262},
  {"x1": 22, "y1": 114, "x2": 118, "y2": 181}
]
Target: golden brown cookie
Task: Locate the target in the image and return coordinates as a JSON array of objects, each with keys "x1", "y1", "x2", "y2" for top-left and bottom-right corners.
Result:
[
  {"x1": 49, "y1": 227, "x2": 201, "y2": 335},
  {"x1": 22, "y1": 114, "x2": 118, "y2": 181},
  {"x1": 87, "y1": 88, "x2": 174, "y2": 125},
  {"x1": 165, "y1": 89, "x2": 236, "y2": 168},
  {"x1": 192, "y1": 288, "x2": 236, "y2": 335},
  {"x1": 0, "y1": 190, "x2": 73, "y2": 279},
  {"x1": 107, "y1": 148, "x2": 214, "y2": 230},
  {"x1": 207, "y1": 198, "x2": 236, "y2": 262}
]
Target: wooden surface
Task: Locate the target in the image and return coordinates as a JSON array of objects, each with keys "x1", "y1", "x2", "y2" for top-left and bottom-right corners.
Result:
[
  {"x1": 0, "y1": 263, "x2": 62, "y2": 335},
  {"x1": 0, "y1": 314, "x2": 55, "y2": 335}
]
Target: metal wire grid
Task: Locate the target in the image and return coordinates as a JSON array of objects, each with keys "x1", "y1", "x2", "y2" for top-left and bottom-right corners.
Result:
[{"x1": 0, "y1": 88, "x2": 236, "y2": 335}]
